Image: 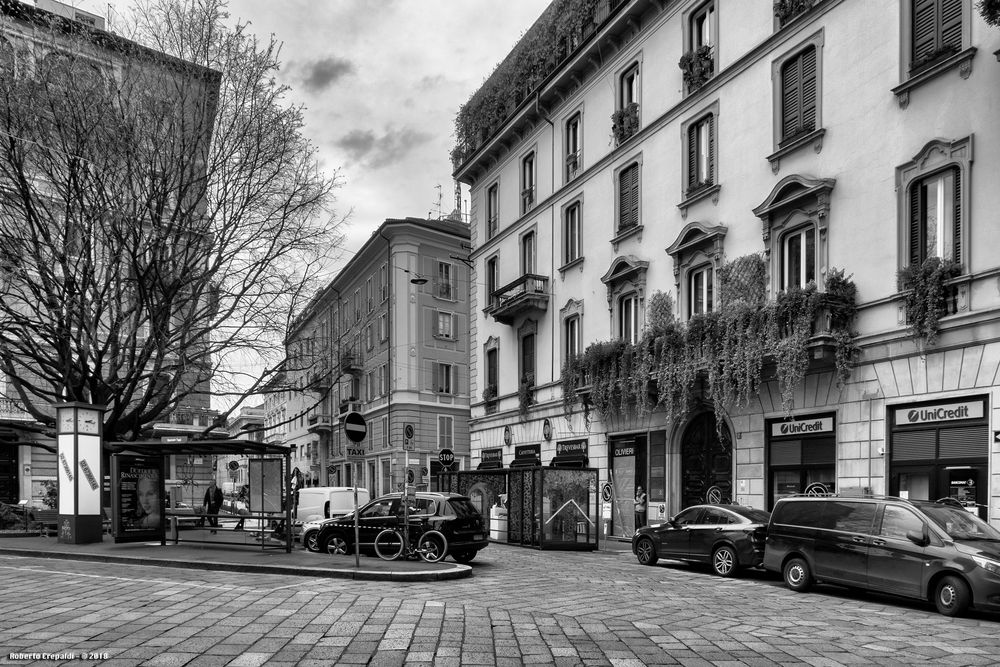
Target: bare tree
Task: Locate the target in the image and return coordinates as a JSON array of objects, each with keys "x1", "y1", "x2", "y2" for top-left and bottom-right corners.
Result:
[{"x1": 0, "y1": 0, "x2": 345, "y2": 438}]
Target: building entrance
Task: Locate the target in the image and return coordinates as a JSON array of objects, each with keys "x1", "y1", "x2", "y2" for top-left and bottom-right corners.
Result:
[
  {"x1": 681, "y1": 412, "x2": 732, "y2": 508},
  {"x1": 0, "y1": 446, "x2": 17, "y2": 503}
]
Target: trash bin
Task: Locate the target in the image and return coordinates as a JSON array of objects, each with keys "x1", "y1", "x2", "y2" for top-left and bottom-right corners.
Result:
[{"x1": 489, "y1": 506, "x2": 507, "y2": 542}]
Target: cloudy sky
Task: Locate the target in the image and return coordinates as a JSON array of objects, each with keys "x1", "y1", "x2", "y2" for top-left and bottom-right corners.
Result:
[{"x1": 87, "y1": 0, "x2": 551, "y2": 264}]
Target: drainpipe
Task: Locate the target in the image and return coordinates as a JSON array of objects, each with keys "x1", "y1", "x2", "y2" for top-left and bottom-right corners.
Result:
[{"x1": 536, "y1": 91, "x2": 557, "y2": 403}]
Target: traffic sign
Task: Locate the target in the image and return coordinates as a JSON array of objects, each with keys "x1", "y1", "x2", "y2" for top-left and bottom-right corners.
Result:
[
  {"x1": 601, "y1": 482, "x2": 613, "y2": 503},
  {"x1": 438, "y1": 448, "x2": 455, "y2": 467},
  {"x1": 406, "y1": 468, "x2": 415, "y2": 484},
  {"x1": 344, "y1": 411, "x2": 367, "y2": 443},
  {"x1": 227, "y1": 460, "x2": 240, "y2": 472}
]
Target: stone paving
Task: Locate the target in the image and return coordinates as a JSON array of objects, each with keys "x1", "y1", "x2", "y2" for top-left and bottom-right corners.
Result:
[{"x1": 0, "y1": 544, "x2": 999, "y2": 666}]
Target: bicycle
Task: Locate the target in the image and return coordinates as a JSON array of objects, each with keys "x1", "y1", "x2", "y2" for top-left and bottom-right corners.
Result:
[{"x1": 374, "y1": 517, "x2": 448, "y2": 563}]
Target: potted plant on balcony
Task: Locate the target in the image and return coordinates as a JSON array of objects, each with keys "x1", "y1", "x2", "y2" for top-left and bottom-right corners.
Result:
[
  {"x1": 611, "y1": 102, "x2": 640, "y2": 146},
  {"x1": 482, "y1": 384, "x2": 498, "y2": 403},
  {"x1": 897, "y1": 256, "x2": 962, "y2": 348},
  {"x1": 774, "y1": 0, "x2": 816, "y2": 27},
  {"x1": 678, "y1": 45, "x2": 714, "y2": 92},
  {"x1": 518, "y1": 373, "x2": 535, "y2": 420}
]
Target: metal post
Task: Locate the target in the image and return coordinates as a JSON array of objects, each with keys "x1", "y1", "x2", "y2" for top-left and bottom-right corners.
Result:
[{"x1": 353, "y1": 484, "x2": 360, "y2": 568}]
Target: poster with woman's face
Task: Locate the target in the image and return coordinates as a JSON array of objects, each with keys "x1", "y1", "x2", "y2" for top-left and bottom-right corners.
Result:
[{"x1": 112, "y1": 454, "x2": 164, "y2": 543}]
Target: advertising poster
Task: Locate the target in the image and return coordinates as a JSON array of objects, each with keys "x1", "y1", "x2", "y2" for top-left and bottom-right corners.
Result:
[
  {"x1": 248, "y1": 458, "x2": 283, "y2": 513},
  {"x1": 111, "y1": 454, "x2": 164, "y2": 543}
]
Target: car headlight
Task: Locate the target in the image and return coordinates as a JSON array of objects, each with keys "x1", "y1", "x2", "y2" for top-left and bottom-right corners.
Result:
[{"x1": 972, "y1": 555, "x2": 1000, "y2": 575}]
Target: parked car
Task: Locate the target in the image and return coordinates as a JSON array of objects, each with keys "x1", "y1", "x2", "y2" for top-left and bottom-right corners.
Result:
[
  {"x1": 296, "y1": 487, "x2": 370, "y2": 547},
  {"x1": 632, "y1": 504, "x2": 771, "y2": 576},
  {"x1": 763, "y1": 495, "x2": 1000, "y2": 617},
  {"x1": 315, "y1": 492, "x2": 488, "y2": 563}
]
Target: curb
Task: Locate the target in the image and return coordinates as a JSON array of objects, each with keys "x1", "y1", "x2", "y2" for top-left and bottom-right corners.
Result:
[{"x1": 0, "y1": 546, "x2": 472, "y2": 581}]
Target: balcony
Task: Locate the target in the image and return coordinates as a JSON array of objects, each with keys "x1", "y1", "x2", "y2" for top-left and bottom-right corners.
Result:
[
  {"x1": 566, "y1": 151, "x2": 581, "y2": 181},
  {"x1": 0, "y1": 398, "x2": 32, "y2": 421},
  {"x1": 338, "y1": 400, "x2": 362, "y2": 416},
  {"x1": 340, "y1": 354, "x2": 362, "y2": 375},
  {"x1": 486, "y1": 273, "x2": 550, "y2": 325},
  {"x1": 307, "y1": 414, "x2": 334, "y2": 433},
  {"x1": 520, "y1": 186, "x2": 535, "y2": 213},
  {"x1": 308, "y1": 366, "x2": 332, "y2": 390}
]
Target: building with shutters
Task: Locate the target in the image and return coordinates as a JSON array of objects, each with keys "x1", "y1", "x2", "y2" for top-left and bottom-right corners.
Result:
[
  {"x1": 454, "y1": 0, "x2": 1000, "y2": 540},
  {"x1": 281, "y1": 217, "x2": 472, "y2": 498}
]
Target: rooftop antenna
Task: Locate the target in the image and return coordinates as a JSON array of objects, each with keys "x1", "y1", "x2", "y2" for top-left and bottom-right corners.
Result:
[{"x1": 433, "y1": 184, "x2": 443, "y2": 219}]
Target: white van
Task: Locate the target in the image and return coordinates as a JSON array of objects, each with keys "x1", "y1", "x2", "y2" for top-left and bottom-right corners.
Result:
[{"x1": 293, "y1": 486, "x2": 369, "y2": 529}]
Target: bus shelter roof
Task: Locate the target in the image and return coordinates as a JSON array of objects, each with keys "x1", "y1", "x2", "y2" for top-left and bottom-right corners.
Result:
[{"x1": 106, "y1": 439, "x2": 289, "y2": 458}]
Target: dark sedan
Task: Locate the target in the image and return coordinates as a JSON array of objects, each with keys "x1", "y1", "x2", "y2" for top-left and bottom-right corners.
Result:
[
  {"x1": 632, "y1": 504, "x2": 770, "y2": 576},
  {"x1": 316, "y1": 492, "x2": 489, "y2": 563}
]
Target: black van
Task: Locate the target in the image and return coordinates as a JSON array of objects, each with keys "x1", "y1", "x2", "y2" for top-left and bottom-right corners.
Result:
[{"x1": 763, "y1": 495, "x2": 1000, "y2": 616}]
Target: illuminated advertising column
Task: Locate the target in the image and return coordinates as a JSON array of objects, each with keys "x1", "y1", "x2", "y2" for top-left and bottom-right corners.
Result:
[{"x1": 56, "y1": 402, "x2": 105, "y2": 544}]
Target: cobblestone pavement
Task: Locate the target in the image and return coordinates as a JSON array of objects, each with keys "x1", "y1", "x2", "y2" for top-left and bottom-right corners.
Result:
[{"x1": 1, "y1": 544, "x2": 999, "y2": 666}]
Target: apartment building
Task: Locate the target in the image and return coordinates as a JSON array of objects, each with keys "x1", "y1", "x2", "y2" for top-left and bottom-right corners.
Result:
[
  {"x1": 456, "y1": 0, "x2": 1000, "y2": 538},
  {"x1": 282, "y1": 217, "x2": 472, "y2": 497}
]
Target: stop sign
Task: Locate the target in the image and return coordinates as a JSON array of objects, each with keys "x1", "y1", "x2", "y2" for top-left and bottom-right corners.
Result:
[
  {"x1": 343, "y1": 411, "x2": 367, "y2": 443},
  {"x1": 438, "y1": 448, "x2": 455, "y2": 467}
]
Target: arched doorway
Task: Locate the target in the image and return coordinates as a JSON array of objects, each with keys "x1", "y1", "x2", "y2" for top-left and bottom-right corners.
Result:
[{"x1": 680, "y1": 412, "x2": 732, "y2": 508}]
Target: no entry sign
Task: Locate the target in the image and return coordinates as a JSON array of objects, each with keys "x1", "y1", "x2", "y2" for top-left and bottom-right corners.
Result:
[{"x1": 344, "y1": 411, "x2": 367, "y2": 443}]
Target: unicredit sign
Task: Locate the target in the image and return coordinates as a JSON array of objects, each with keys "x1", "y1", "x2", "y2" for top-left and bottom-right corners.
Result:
[
  {"x1": 771, "y1": 417, "x2": 834, "y2": 437},
  {"x1": 896, "y1": 401, "x2": 983, "y2": 425}
]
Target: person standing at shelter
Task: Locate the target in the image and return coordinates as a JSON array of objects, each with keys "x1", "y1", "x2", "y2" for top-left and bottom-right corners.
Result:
[
  {"x1": 634, "y1": 485, "x2": 647, "y2": 530},
  {"x1": 203, "y1": 479, "x2": 224, "y2": 534}
]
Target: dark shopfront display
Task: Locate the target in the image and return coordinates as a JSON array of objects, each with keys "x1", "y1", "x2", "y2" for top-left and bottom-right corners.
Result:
[
  {"x1": 439, "y1": 467, "x2": 599, "y2": 550},
  {"x1": 889, "y1": 396, "x2": 989, "y2": 521},
  {"x1": 767, "y1": 413, "x2": 836, "y2": 509}
]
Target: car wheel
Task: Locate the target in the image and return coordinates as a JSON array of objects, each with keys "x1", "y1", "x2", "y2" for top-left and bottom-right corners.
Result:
[
  {"x1": 452, "y1": 550, "x2": 476, "y2": 564},
  {"x1": 304, "y1": 531, "x2": 320, "y2": 552},
  {"x1": 712, "y1": 545, "x2": 738, "y2": 577},
  {"x1": 325, "y1": 534, "x2": 348, "y2": 555},
  {"x1": 783, "y1": 557, "x2": 813, "y2": 592},
  {"x1": 635, "y1": 537, "x2": 658, "y2": 566},
  {"x1": 934, "y1": 575, "x2": 971, "y2": 617}
]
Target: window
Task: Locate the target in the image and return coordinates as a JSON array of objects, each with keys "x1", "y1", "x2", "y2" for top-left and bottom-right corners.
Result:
[
  {"x1": 565, "y1": 315, "x2": 581, "y2": 359},
  {"x1": 437, "y1": 261, "x2": 454, "y2": 300},
  {"x1": 435, "y1": 311, "x2": 455, "y2": 339},
  {"x1": 909, "y1": 168, "x2": 959, "y2": 265},
  {"x1": 435, "y1": 363, "x2": 452, "y2": 394},
  {"x1": 486, "y1": 256, "x2": 499, "y2": 309},
  {"x1": 380, "y1": 263, "x2": 388, "y2": 301},
  {"x1": 520, "y1": 330, "x2": 536, "y2": 385},
  {"x1": 353, "y1": 289, "x2": 360, "y2": 322},
  {"x1": 566, "y1": 113, "x2": 582, "y2": 182},
  {"x1": 564, "y1": 201, "x2": 581, "y2": 265},
  {"x1": 689, "y1": 265, "x2": 714, "y2": 316},
  {"x1": 687, "y1": 114, "x2": 714, "y2": 192},
  {"x1": 366, "y1": 277, "x2": 374, "y2": 312},
  {"x1": 781, "y1": 226, "x2": 816, "y2": 290},
  {"x1": 690, "y1": 2, "x2": 715, "y2": 51},
  {"x1": 521, "y1": 152, "x2": 536, "y2": 214},
  {"x1": 438, "y1": 416, "x2": 454, "y2": 450},
  {"x1": 896, "y1": 137, "x2": 969, "y2": 270},
  {"x1": 620, "y1": 63, "x2": 639, "y2": 109},
  {"x1": 379, "y1": 364, "x2": 388, "y2": 396},
  {"x1": 912, "y1": 0, "x2": 963, "y2": 70},
  {"x1": 378, "y1": 313, "x2": 387, "y2": 342},
  {"x1": 366, "y1": 323, "x2": 375, "y2": 350},
  {"x1": 617, "y1": 162, "x2": 639, "y2": 232},
  {"x1": 485, "y1": 347, "x2": 498, "y2": 397},
  {"x1": 879, "y1": 505, "x2": 925, "y2": 540},
  {"x1": 367, "y1": 369, "x2": 377, "y2": 400},
  {"x1": 780, "y1": 46, "x2": 817, "y2": 142},
  {"x1": 521, "y1": 231, "x2": 536, "y2": 275},
  {"x1": 618, "y1": 293, "x2": 639, "y2": 343},
  {"x1": 614, "y1": 62, "x2": 641, "y2": 144},
  {"x1": 487, "y1": 182, "x2": 499, "y2": 238}
]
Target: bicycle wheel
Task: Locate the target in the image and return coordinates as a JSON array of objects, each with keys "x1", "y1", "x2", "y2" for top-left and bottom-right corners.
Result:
[
  {"x1": 374, "y1": 528, "x2": 404, "y2": 560},
  {"x1": 416, "y1": 530, "x2": 448, "y2": 563}
]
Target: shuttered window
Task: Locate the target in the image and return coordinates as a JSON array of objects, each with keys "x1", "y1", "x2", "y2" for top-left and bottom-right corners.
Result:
[
  {"x1": 618, "y1": 162, "x2": 639, "y2": 231},
  {"x1": 780, "y1": 46, "x2": 817, "y2": 141},
  {"x1": 687, "y1": 114, "x2": 714, "y2": 191},
  {"x1": 892, "y1": 430, "x2": 937, "y2": 461},
  {"x1": 912, "y1": 0, "x2": 963, "y2": 67},
  {"x1": 908, "y1": 167, "x2": 960, "y2": 265}
]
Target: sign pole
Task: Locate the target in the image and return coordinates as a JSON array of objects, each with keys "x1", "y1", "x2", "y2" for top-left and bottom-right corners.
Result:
[
  {"x1": 343, "y1": 410, "x2": 368, "y2": 569},
  {"x1": 353, "y1": 484, "x2": 359, "y2": 569}
]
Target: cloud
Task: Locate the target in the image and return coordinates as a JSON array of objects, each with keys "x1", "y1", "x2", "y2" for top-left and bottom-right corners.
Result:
[
  {"x1": 335, "y1": 127, "x2": 433, "y2": 169},
  {"x1": 298, "y1": 56, "x2": 355, "y2": 92}
]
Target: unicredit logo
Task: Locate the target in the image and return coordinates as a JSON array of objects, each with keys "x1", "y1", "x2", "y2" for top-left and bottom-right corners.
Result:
[
  {"x1": 907, "y1": 405, "x2": 970, "y2": 423},
  {"x1": 780, "y1": 421, "x2": 824, "y2": 435}
]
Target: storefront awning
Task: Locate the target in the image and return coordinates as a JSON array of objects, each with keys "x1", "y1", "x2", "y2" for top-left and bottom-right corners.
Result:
[
  {"x1": 549, "y1": 454, "x2": 588, "y2": 468},
  {"x1": 477, "y1": 460, "x2": 504, "y2": 470}
]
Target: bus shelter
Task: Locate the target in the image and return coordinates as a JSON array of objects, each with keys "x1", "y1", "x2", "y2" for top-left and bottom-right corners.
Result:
[{"x1": 107, "y1": 438, "x2": 293, "y2": 552}]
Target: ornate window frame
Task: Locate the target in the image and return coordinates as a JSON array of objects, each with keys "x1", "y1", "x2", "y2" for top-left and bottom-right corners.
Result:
[
  {"x1": 666, "y1": 221, "x2": 727, "y2": 320},
  {"x1": 768, "y1": 30, "x2": 826, "y2": 173}
]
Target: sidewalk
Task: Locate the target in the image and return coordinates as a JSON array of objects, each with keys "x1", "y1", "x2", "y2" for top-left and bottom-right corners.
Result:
[{"x1": 0, "y1": 532, "x2": 471, "y2": 581}]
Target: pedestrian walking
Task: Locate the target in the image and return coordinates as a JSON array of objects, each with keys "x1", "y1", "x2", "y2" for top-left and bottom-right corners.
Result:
[
  {"x1": 634, "y1": 485, "x2": 647, "y2": 529},
  {"x1": 203, "y1": 480, "x2": 224, "y2": 534}
]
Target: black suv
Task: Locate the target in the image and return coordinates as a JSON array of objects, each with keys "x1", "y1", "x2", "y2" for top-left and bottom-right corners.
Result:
[
  {"x1": 764, "y1": 495, "x2": 1000, "y2": 616},
  {"x1": 315, "y1": 492, "x2": 488, "y2": 563}
]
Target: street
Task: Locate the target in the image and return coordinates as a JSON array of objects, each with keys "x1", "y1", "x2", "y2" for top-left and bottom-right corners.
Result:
[{"x1": 1, "y1": 544, "x2": 999, "y2": 666}]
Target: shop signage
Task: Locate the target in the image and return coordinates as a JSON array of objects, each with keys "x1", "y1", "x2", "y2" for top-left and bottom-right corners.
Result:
[
  {"x1": 613, "y1": 446, "x2": 635, "y2": 457},
  {"x1": 556, "y1": 440, "x2": 587, "y2": 456},
  {"x1": 481, "y1": 448, "x2": 503, "y2": 464},
  {"x1": 771, "y1": 417, "x2": 834, "y2": 437},
  {"x1": 514, "y1": 444, "x2": 540, "y2": 462},
  {"x1": 895, "y1": 400, "x2": 983, "y2": 426}
]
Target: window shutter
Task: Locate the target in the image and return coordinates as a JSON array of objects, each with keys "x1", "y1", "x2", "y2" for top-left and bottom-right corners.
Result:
[
  {"x1": 628, "y1": 164, "x2": 639, "y2": 226},
  {"x1": 619, "y1": 164, "x2": 638, "y2": 229},
  {"x1": 952, "y1": 167, "x2": 961, "y2": 263},
  {"x1": 941, "y1": 0, "x2": 962, "y2": 50},
  {"x1": 909, "y1": 182, "x2": 923, "y2": 265},
  {"x1": 687, "y1": 124, "x2": 698, "y2": 189},
  {"x1": 801, "y1": 47, "x2": 817, "y2": 131},
  {"x1": 707, "y1": 115, "x2": 715, "y2": 183},
  {"x1": 781, "y1": 58, "x2": 801, "y2": 138},
  {"x1": 432, "y1": 312, "x2": 439, "y2": 336},
  {"x1": 912, "y1": 0, "x2": 937, "y2": 61}
]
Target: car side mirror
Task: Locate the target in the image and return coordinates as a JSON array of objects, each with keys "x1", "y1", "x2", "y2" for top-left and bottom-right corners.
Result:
[{"x1": 906, "y1": 528, "x2": 929, "y2": 547}]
